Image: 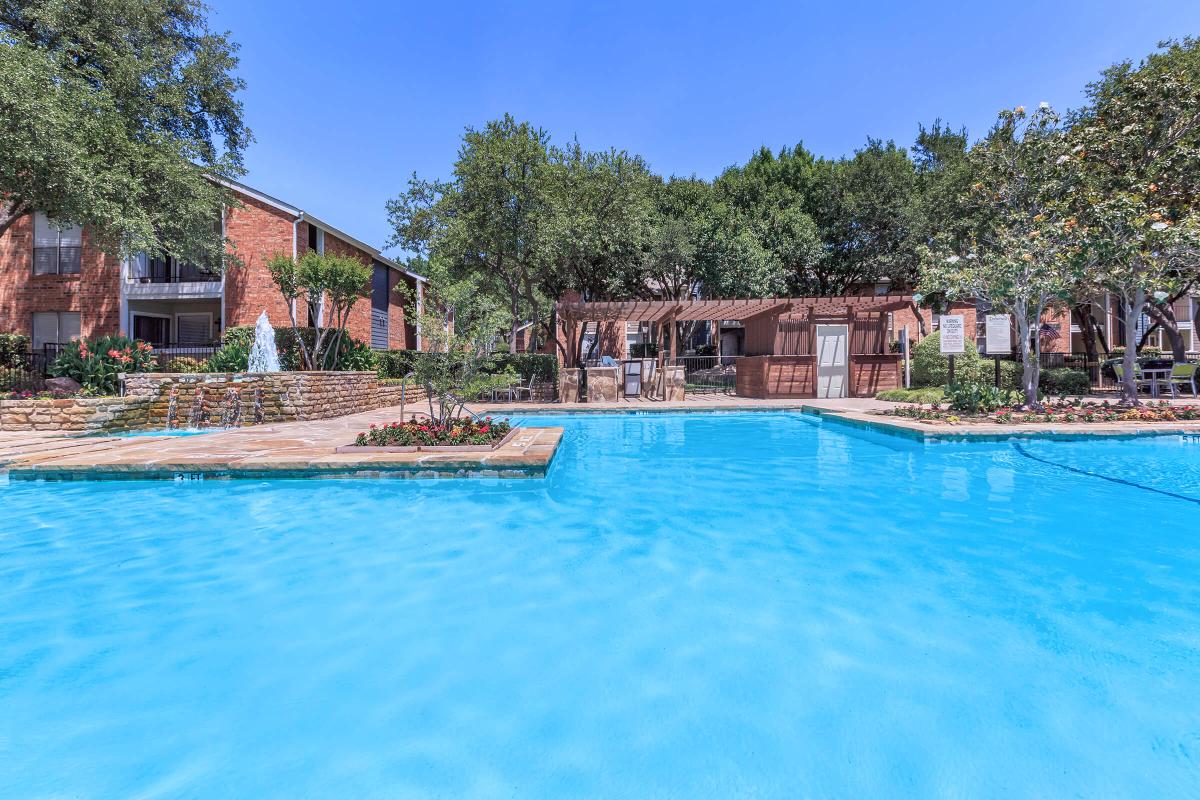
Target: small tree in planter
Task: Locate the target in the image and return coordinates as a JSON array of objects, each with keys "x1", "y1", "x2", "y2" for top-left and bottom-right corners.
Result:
[
  {"x1": 267, "y1": 250, "x2": 372, "y2": 370},
  {"x1": 407, "y1": 301, "x2": 516, "y2": 426}
]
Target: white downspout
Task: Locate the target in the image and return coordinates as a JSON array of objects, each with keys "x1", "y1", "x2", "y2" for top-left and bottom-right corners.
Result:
[
  {"x1": 219, "y1": 205, "x2": 227, "y2": 339},
  {"x1": 415, "y1": 280, "x2": 424, "y2": 351},
  {"x1": 290, "y1": 215, "x2": 300, "y2": 321}
]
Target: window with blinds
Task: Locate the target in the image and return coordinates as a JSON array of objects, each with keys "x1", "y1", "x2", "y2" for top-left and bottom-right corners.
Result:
[{"x1": 33, "y1": 212, "x2": 82, "y2": 275}]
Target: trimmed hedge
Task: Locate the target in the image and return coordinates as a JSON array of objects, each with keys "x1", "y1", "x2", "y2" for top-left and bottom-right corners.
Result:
[
  {"x1": 911, "y1": 332, "x2": 985, "y2": 387},
  {"x1": 1040, "y1": 367, "x2": 1090, "y2": 396}
]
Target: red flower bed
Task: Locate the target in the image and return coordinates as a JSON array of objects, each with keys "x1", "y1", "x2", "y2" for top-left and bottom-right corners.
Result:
[
  {"x1": 883, "y1": 400, "x2": 1200, "y2": 424},
  {"x1": 354, "y1": 417, "x2": 512, "y2": 447}
]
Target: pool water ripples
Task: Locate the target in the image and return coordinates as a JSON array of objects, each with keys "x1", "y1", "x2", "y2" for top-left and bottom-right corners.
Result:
[{"x1": 1, "y1": 412, "x2": 1198, "y2": 798}]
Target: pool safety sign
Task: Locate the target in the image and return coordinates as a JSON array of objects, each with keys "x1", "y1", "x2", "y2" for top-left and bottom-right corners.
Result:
[
  {"x1": 985, "y1": 314, "x2": 1012, "y2": 354},
  {"x1": 939, "y1": 315, "x2": 965, "y2": 353}
]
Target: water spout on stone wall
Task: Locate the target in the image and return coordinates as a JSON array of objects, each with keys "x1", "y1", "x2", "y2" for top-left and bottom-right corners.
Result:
[
  {"x1": 220, "y1": 388, "x2": 242, "y2": 428},
  {"x1": 189, "y1": 388, "x2": 207, "y2": 429},
  {"x1": 166, "y1": 390, "x2": 178, "y2": 430}
]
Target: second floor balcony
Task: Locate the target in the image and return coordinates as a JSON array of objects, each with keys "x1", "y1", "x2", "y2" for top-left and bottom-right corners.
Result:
[{"x1": 125, "y1": 254, "x2": 223, "y2": 300}]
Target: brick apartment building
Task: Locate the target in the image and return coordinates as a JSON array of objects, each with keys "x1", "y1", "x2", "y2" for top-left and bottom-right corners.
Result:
[{"x1": 0, "y1": 179, "x2": 425, "y2": 353}]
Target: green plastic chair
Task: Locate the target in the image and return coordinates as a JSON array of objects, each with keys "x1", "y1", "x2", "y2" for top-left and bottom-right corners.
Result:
[
  {"x1": 1113, "y1": 363, "x2": 1153, "y2": 394},
  {"x1": 1169, "y1": 363, "x2": 1199, "y2": 398}
]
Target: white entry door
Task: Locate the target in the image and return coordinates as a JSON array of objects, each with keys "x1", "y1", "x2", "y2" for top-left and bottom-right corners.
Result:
[{"x1": 815, "y1": 324, "x2": 849, "y2": 398}]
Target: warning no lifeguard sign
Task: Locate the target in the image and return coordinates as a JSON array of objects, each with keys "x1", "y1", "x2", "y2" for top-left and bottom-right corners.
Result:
[{"x1": 939, "y1": 315, "x2": 965, "y2": 354}]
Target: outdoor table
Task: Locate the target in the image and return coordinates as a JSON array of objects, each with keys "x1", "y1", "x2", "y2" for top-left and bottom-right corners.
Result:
[{"x1": 1141, "y1": 367, "x2": 1172, "y2": 398}]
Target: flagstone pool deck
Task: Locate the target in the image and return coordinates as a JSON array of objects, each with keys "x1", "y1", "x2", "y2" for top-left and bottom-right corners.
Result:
[{"x1": 2, "y1": 395, "x2": 1199, "y2": 480}]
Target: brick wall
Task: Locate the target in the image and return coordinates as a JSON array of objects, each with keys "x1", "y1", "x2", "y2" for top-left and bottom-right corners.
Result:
[
  {"x1": 0, "y1": 215, "x2": 121, "y2": 340},
  {"x1": 223, "y1": 196, "x2": 297, "y2": 330},
  {"x1": 319, "y1": 231, "x2": 373, "y2": 343}
]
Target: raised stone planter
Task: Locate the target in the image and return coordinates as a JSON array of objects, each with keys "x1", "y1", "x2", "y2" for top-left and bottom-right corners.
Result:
[
  {"x1": 0, "y1": 396, "x2": 153, "y2": 432},
  {"x1": 334, "y1": 427, "x2": 521, "y2": 453}
]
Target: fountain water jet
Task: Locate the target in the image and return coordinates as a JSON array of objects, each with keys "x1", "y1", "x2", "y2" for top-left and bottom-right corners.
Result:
[{"x1": 248, "y1": 310, "x2": 281, "y2": 373}]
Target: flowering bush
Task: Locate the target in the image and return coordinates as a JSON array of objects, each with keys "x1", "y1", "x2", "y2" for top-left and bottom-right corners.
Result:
[
  {"x1": 353, "y1": 417, "x2": 512, "y2": 447},
  {"x1": 884, "y1": 399, "x2": 1200, "y2": 424},
  {"x1": 1, "y1": 389, "x2": 83, "y2": 400},
  {"x1": 49, "y1": 335, "x2": 156, "y2": 395}
]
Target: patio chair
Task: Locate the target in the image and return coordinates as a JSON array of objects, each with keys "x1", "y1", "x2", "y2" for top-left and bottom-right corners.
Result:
[
  {"x1": 510, "y1": 374, "x2": 537, "y2": 402},
  {"x1": 1168, "y1": 363, "x2": 1199, "y2": 398},
  {"x1": 490, "y1": 379, "x2": 517, "y2": 403},
  {"x1": 1114, "y1": 363, "x2": 1163, "y2": 395}
]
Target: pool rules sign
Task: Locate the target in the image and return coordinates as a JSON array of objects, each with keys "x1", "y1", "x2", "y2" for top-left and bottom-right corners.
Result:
[
  {"x1": 940, "y1": 314, "x2": 965, "y2": 384},
  {"x1": 939, "y1": 315, "x2": 965, "y2": 353},
  {"x1": 985, "y1": 314, "x2": 1012, "y2": 354}
]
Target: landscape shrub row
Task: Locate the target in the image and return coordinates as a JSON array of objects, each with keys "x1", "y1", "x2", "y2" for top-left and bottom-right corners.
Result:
[{"x1": 377, "y1": 350, "x2": 557, "y2": 386}]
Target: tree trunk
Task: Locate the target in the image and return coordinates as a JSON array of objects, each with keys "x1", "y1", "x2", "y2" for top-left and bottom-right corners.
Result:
[
  {"x1": 0, "y1": 201, "x2": 31, "y2": 241},
  {"x1": 1071, "y1": 303, "x2": 1102, "y2": 366},
  {"x1": 1015, "y1": 303, "x2": 1042, "y2": 409},
  {"x1": 1120, "y1": 289, "x2": 1145, "y2": 405},
  {"x1": 1144, "y1": 302, "x2": 1187, "y2": 362},
  {"x1": 911, "y1": 301, "x2": 929, "y2": 337}
]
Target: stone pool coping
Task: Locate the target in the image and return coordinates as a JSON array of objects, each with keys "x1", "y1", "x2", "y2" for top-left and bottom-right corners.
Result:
[
  {"x1": 6, "y1": 397, "x2": 1200, "y2": 482},
  {"x1": 807, "y1": 406, "x2": 1200, "y2": 442},
  {"x1": 0, "y1": 415, "x2": 562, "y2": 481}
]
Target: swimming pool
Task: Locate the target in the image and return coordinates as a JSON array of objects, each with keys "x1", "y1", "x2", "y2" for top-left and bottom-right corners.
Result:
[{"x1": 2, "y1": 411, "x2": 1198, "y2": 797}]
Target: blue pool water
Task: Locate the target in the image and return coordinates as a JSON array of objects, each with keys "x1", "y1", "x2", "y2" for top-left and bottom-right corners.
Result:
[
  {"x1": 2, "y1": 411, "x2": 1199, "y2": 798},
  {"x1": 97, "y1": 428, "x2": 217, "y2": 438}
]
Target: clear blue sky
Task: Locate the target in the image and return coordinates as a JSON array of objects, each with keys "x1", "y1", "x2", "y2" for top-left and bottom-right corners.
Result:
[{"x1": 208, "y1": 0, "x2": 1200, "y2": 256}]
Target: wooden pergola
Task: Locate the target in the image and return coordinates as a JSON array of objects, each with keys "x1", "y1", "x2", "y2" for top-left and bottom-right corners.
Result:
[{"x1": 556, "y1": 294, "x2": 915, "y2": 360}]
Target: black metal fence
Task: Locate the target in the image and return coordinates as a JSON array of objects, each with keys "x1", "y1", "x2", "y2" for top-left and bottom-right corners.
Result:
[
  {"x1": 0, "y1": 351, "x2": 53, "y2": 393},
  {"x1": 669, "y1": 355, "x2": 741, "y2": 394},
  {"x1": 3, "y1": 343, "x2": 223, "y2": 395},
  {"x1": 989, "y1": 351, "x2": 1118, "y2": 390}
]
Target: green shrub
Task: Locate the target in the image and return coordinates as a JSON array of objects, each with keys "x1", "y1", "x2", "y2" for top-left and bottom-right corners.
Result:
[
  {"x1": 945, "y1": 381, "x2": 1022, "y2": 414},
  {"x1": 208, "y1": 326, "x2": 372, "y2": 372},
  {"x1": 628, "y1": 342, "x2": 658, "y2": 359},
  {"x1": 206, "y1": 326, "x2": 254, "y2": 371},
  {"x1": 911, "y1": 332, "x2": 985, "y2": 388},
  {"x1": 378, "y1": 350, "x2": 557, "y2": 386},
  {"x1": 875, "y1": 387, "x2": 945, "y2": 403},
  {"x1": 1040, "y1": 367, "x2": 1090, "y2": 396},
  {"x1": 0, "y1": 333, "x2": 30, "y2": 368},
  {"x1": 490, "y1": 352, "x2": 557, "y2": 385},
  {"x1": 336, "y1": 339, "x2": 379, "y2": 371},
  {"x1": 50, "y1": 335, "x2": 156, "y2": 394},
  {"x1": 163, "y1": 356, "x2": 208, "y2": 373}
]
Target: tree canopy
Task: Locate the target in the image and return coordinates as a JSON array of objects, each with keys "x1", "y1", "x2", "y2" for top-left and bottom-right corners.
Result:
[
  {"x1": 386, "y1": 37, "x2": 1200, "y2": 404},
  {"x1": 0, "y1": 0, "x2": 250, "y2": 266}
]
